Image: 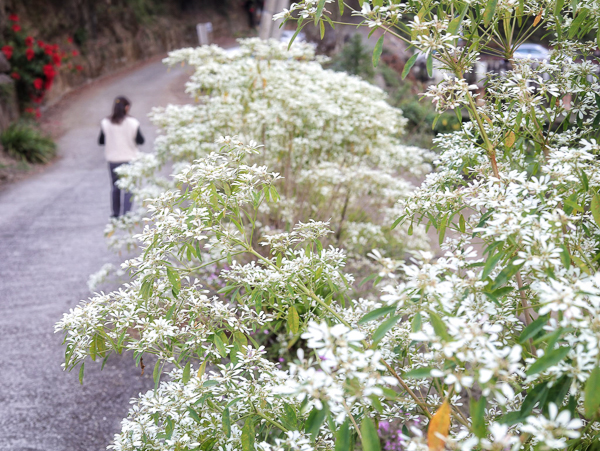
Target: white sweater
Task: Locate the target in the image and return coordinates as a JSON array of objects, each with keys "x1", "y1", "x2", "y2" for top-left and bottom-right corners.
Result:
[{"x1": 100, "y1": 116, "x2": 141, "y2": 163}]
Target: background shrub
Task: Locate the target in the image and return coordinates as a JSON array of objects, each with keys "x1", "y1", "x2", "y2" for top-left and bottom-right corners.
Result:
[{"x1": 0, "y1": 121, "x2": 56, "y2": 164}]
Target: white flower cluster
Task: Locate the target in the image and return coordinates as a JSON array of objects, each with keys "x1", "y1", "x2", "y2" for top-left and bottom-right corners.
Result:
[{"x1": 106, "y1": 38, "x2": 431, "y2": 280}]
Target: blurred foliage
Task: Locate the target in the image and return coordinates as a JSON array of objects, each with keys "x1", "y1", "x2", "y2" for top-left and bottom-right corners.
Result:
[
  {"x1": 327, "y1": 34, "x2": 374, "y2": 80},
  {"x1": 329, "y1": 34, "x2": 462, "y2": 149},
  {"x1": 1, "y1": 121, "x2": 56, "y2": 164}
]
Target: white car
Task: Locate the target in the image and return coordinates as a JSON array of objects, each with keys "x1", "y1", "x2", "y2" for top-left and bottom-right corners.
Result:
[{"x1": 513, "y1": 43, "x2": 550, "y2": 61}]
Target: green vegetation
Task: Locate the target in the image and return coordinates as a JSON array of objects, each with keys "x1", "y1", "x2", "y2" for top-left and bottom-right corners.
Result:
[{"x1": 1, "y1": 122, "x2": 56, "y2": 164}]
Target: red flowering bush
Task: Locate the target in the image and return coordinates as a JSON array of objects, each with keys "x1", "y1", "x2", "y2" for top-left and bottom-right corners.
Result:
[{"x1": 1, "y1": 14, "x2": 82, "y2": 113}]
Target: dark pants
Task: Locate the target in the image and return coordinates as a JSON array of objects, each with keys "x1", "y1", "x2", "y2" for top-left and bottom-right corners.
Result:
[{"x1": 109, "y1": 162, "x2": 132, "y2": 218}]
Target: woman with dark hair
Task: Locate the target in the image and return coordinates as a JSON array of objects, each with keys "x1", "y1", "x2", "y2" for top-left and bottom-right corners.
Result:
[{"x1": 98, "y1": 96, "x2": 145, "y2": 218}]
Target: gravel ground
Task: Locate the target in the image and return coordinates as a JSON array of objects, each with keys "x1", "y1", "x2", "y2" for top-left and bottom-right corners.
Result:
[{"x1": 0, "y1": 58, "x2": 189, "y2": 451}]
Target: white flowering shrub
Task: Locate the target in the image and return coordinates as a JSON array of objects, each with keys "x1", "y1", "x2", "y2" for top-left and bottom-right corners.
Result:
[
  {"x1": 99, "y1": 38, "x2": 431, "y2": 291},
  {"x1": 57, "y1": 2, "x2": 600, "y2": 451}
]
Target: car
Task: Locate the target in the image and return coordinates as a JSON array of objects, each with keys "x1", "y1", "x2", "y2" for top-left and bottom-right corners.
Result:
[{"x1": 513, "y1": 43, "x2": 550, "y2": 61}]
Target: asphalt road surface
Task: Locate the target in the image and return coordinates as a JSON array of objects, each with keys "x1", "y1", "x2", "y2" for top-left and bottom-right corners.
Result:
[{"x1": 0, "y1": 59, "x2": 189, "y2": 451}]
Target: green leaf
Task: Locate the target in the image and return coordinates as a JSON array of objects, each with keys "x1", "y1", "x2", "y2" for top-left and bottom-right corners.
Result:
[
  {"x1": 305, "y1": 407, "x2": 327, "y2": 441},
  {"x1": 482, "y1": 251, "x2": 503, "y2": 279},
  {"x1": 338, "y1": 0, "x2": 344, "y2": 15},
  {"x1": 214, "y1": 334, "x2": 228, "y2": 358},
  {"x1": 153, "y1": 360, "x2": 162, "y2": 390},
  {"x1": 283, "y1": 403, "x2": 299, "y2": 430},
  {"x1": 491, "y1": 260, "x2": 523, "y2": 290},
  {"x1": 287, "y1": 306, "x2": 300, "y2": 334},
  {"x1": 372, "y1": 35, "x2": 384, "y2": 68},
  {"x1": 372, "y1": 315, "x2": 401, "y2": 343},
  {"x1": 360, "y1": 417, "x2": 381, "y2": 451},
  {"x1": 568, "y1": 9, "x2": 589, "y2": 39},
  {"x1": 358, "y1": 306, "x2": 396, "y2": 324},
  {"x1": 581, "y1": 170, "x2": 589, "y2": 192},
  {"x1": 483, "y1": 0, "x2": 498, "y2": 27},
  {"x1": 470, "y1": 397, "x2": 487, "y2": 438},
  {"x1": 187, "y1": 406, "x2": 202, "y2": 423},
  {"x1": 167, "y1": 267, "x2": 181, "y2": 295},
  {"x1": 554, "y1": 0, "x2": 565, "y2": 15},
  {"x1": 429, "y1": 311, "x2": 450, "y2": 341},
  {"x1": 591, "y1": 193, "x2": 600, "y2": 227},
  {"x1": 572, "y1": 255, "x2": 591, "y2": 275},
  {"x1": 223, "y1": 407, "x2": 232, "y2": 437},
  {"x1": 497, "y1": 410, "x2": 524, "y2": 425},
  {"x1": 78, "y1": 362, "x2": 85, "y2": 385},
  {"x1": 242, "y1": 419, "x2": 255, "y2": 451},
  {"x1": 560, "y1": 244, "x2": 571, "y2": 269},
  {"x1": 314, "y1": 0, "x2": 326, "y2": 24},
  {"x1": 140, "y1": 278, "x2": 153, "y2": 300},
  {"x1": 287, "y1": 21, "x2": 306, "y2": 50},
  {"x1": 234, "y1": 331, "x2": 248, "y2": 347},
  {"x1": 447, "y1": 4, "x2": 469, "y2": 35},
  {"x1": 519, "y1": 315, "x2": 549, "y2": 344},
  {"x1": 411, "y1": 312, "x2": 422, "y2": 332},
  {"x1": 584, "y1": 366, "x2": 600, "y2": 418},
  {"x1": 182, "y1": 361, "x2": 191, "y2": 384},
  {"x1": 438, "y1": 215, "x2": 447, "y2": 245},
  {"x1": 426, "y1": 53, "x2": 433, "y2": 78},
  {"x1": 526, "y1": 346, "x2": 570, "y2": 376},
  {"x1": 459, "y1": 214, "x2": 466, "y2": 233},
  {"x1": 401, "y1": 53, "x2": 418, "y2": 79},
  {"x1": 520, "y1": 381, "x2": 549, "y2": 417},
  {"x1": 403, "y1": 367, "x2": 432, "y2": 379},
  {"x1": 335, "y1": 419, "x2": 351, "y2": 451},
  {"x1": 320, "y1": 20, "x2": 325, "y2": 39}
]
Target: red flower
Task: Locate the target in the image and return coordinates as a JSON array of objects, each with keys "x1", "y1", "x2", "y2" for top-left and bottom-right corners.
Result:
[
  {"x1": 43, "y1": 64, "x2": 56, "y2": 79},
  {"x1": 1, "y1": 45, "x2": 13, "y2": 60},
  {"x1": 52, "y1": 53, "x2": 62, "y2": 66},
  {"x1": 67, "y1": 37, "x2": 73, "y2": 44},
  {"x1": 72, "y1": 50, "x2": 79, "y2": 57},
  {"x1": 44, "y1": 44, "x2": 54, "y2": 56},
  {"x1": 25, "y1": 36, "x2": 34, "y2": 47},
  {"x1": 10, "y1": 72, "x2": 20, "y2": 80},
  {"x1": 37, "y1": 40, "x2": 45, "y2": 47},
  {"x1": 8, "y1": 14, "x2": 19, "y2": 22},
  {"x1": 76, "y1": 65, "x2": 83, "y2": 72},
  {"x1": 12, "y1": 24, "x2": 21, "y2": 32},
  {"x1": 25, "y1": 107, "x2": 41, "y2": 118},
  {"x1": 33, "y1": 78, "x2": 43, "y2": 90},
  {"x1": 25, "y1": 48, "x2": 35, "y2": 61}
]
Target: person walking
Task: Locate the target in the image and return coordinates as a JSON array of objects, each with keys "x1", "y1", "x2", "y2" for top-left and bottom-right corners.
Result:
[{"x1": 98, "y1": 96, "x2": 144, "y2": 218}]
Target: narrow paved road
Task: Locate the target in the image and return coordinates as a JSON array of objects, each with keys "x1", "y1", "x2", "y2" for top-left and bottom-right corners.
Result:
[{"x1": 0, "y1": 59, "x2": 188, "y2": 451}]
